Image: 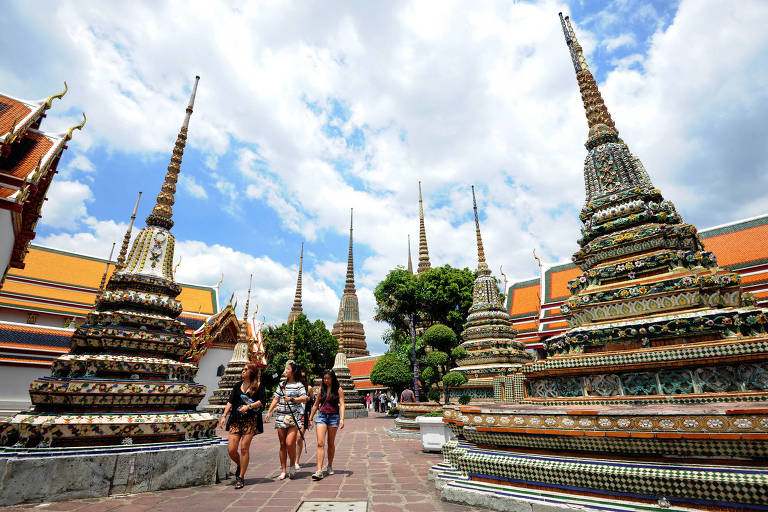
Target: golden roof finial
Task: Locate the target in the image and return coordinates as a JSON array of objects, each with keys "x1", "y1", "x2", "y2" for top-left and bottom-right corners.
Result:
[
  {"x1": 417, "y1": 181, "x2": 431, "y2": 274},
  {"x1": 146, "y1": 76, "x2": 199, "y2": 230},
  {"x1": 44, "y1": 82, "x2": 68, "y2": 110},
  {"x1": 472, "y1": 185, "x2": 488, "y2": 272},
  {"x1": 98, "y1": 242, "x2": 116, "y2": 295},
  {"x1": 115, "y1": 191, "x2": 142, "y2": 271},
  {"x1": 173, "y1": 256, "x2": 182, "y2": 274},
  {"x1": 65, "y1": 113, "x2": 86, "y2": 141},
  {"x1": 243, "y1": 273, "x2": 253, "y2": 321}
]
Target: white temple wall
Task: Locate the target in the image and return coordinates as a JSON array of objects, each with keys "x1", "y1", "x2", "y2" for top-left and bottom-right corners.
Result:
[
  {"x1": 0, "y1": 210, "x2": 13, "y2": 282},
  {"x1": 196, "y1": 347, "x2": 231, "y2": 406},
  {"x1": 0, "y1": 365, "x2": 37, "y2": 417}
]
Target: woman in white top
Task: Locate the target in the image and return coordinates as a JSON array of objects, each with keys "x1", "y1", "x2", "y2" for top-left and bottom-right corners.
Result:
[{"x1": 265, "y1": 361, "x2": 307, "y2": 480}]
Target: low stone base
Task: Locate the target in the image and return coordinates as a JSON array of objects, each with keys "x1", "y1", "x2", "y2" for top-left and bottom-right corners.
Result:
[
  {"x1": 0, "y1": 438, "x2": 228, "y2": 507},
  {"x1": 344, "y1": 406, "x2": 368, "y2": 419},
  {"x1": 386, "y1": 427, "x2": 420, "y2": 439}
]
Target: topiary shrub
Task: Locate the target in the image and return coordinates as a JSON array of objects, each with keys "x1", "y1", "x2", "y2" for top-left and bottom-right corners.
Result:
[
  {"x1": 388, "y1": 406, "x2": 399, "y2": 416},
  {"x1": 458, "y1": 394, "x2": 472, "y2": 405},
  {"x1": 427, "y1": 388, "x2": 441, "y2": 402},
  {"x1": 442, "y1": 371, "x2": 468, "y2": 388}
]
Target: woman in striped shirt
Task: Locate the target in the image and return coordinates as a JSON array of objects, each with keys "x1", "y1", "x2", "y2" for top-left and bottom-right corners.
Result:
[{"x1": 265, "y1": 361, "x2": 307, "y2": 480}]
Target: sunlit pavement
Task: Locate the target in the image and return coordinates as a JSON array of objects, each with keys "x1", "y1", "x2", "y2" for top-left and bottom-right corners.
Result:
[{"x1": 5, "y1": 412, "x2": 488, "y2": 511}]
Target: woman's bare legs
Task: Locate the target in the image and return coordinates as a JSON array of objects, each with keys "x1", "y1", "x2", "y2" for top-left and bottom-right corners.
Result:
[
  {"x1": 315, "y1": 423, "x2": 328, "y2": 472},
  {"x1": 277, "y1": 428, "x2": 288, "y2": 474},
  {"x1": 285, "y1": 426, "x2": 298, "y2": 470},
  {"x1": 238, "y1": 433, "x2": 255, "y2": 478},
  {"x1": 227, "y1": 433, "x2": 241, "y2": 470},
  {"x1": 296, "y1": 426, "x2": 306, "y2": 463},
  {"x1": 326, "y1": 426, "x2": 339, "y2": 468}
]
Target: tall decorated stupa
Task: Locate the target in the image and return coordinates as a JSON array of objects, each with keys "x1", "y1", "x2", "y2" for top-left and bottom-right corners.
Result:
[
  {"x1": 434, "y1": 16, "x2": 768, "y2": 511},
  {"x1": 450, "y1": 187, "x2": 532, "y2": 401},
  {"x1": 287, "y1": 243, "x2": 303, "y2": 323},
  {"x1": 1, "y1": 77, "x2": 218, "y2": 448},
  {"x1": 331, "y1": 209, "x2": 368, "y2": 358},
  {"x1": 330, "y1": 209, "x2": 368, "y2": 417},
  {"x1": 417, "y1": 181, "x2": 432, "y2": 275}
]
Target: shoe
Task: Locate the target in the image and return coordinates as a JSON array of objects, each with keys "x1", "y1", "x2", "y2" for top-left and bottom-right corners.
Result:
[
  {"x1": 294, "y1": 463, "x2": 301, "y2": 471},
  {"x1": 234, "y1": 476, "x2": 244, "y2": 489},
  {"x1": 277, "y1": 472, "x2": 287, "y2": 480},
  {"x1": 326, "y1": 465, "x2": 334, "y2": 475},
  {"x1": 311, "y1": 470, "x2": 324, "y2": 480},
  {"x1": 288, "y1": 467, "x2": 296, "y2": 479}
]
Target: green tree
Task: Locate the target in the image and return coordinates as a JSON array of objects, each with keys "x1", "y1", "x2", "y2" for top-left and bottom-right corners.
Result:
[
  {"x1": 370, "y1": 352, "x2": 412, "y2": 395},
  {"x1": 423, "y1": 324, "x2": 459, "y2": 354},
  {"x1": 262, "y1": 314, "x2": 337, "y2": 393}
]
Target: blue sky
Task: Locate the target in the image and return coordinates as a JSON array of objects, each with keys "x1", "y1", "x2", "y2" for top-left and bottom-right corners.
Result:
[{"x1": 2, "y1": 0, "x2": 767, "y2": 354}]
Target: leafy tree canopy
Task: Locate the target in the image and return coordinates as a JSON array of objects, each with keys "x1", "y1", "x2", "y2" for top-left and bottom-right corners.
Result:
[
  {"x1": 423, "y1": 324, "x2": 458, "y2": 354},
  {"x1": 443, "y1": 371, "x2": 468, "y2": 388},
  {"x1": 262, "y1": 314, "x2": 337, "y2": 393},
  {"x1": 370, "y1": 352, "x2": 412, "y2": 395}
]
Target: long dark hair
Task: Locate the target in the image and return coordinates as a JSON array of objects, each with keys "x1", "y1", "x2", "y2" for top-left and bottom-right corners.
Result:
[
  {"x1": 244, "y1": 363, "x2": 261, "y2": 392},
  {"x1": 318, "y1": 369, "x2": 341, "y2": 405},
  {"x1": 285, "y1": 361, "x2": 300, "y2": 383}
]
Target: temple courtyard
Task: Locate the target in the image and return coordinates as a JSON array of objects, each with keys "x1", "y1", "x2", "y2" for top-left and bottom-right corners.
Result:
[{"x1": 2, "y1": 413, "x2": 486, "y2": 512}]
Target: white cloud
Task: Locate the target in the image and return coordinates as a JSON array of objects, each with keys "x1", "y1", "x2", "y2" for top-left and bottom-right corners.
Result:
[
  {"x1": 39, "y1": 180, "x2": 93, "y2": 229},
  {"x1": 602, "y1": 33, "x2": 635, "y2": 51},
  {"x1": 178, "y1": 174, "x2": 208, "y2": 199},
  {"x1": 10, "y1": 0, "x2": 768, "y2": 353}
]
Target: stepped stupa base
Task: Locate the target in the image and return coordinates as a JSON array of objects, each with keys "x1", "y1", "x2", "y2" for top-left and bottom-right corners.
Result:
[
  {"x1": 332, "y1": 352, "x2": 368, "y2": 419},
  {"x1": 0, "y1": 438, "x2": 228, "y2": 507}
]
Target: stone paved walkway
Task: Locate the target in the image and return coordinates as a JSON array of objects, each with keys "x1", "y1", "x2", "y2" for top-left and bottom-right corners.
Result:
[{"x1": 4, "y1": 413, "x2": 487, "y2": 512}]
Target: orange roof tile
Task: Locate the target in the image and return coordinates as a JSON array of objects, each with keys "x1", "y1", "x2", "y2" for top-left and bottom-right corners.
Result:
[
  {"x1": 0, "y1": 95, "x2": 32, "y2": 135},
  {"x1": 5, "y1": 245, "x2": 217, "y2": 315},
  {"x1": 0, "y1": 131, "x2": 54, "y2": 198},
  {"x1": 509, "y1": 284, "x2": 539, "y2": 317},
  {"x1": 348, "y1": 358, "x2": 377, "y2": 378},
  {"x1": 547, "y1": 266, "x2": 581, "y2": 301},
  {"x1": 702, "y1": 222, "x2": 768, "y2": 267}
]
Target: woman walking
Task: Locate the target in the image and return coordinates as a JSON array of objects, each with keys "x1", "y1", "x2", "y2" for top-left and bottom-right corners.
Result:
[
  {"x1": 295, "y1": 368, "x2": 314, "y2": 469},
  {"x1": 218, "y1": 363, "x2": 266, "y2": 489},
  {"x1": 265, "y1": 361, "x2": 307, "y2": 480},
  {"x1": 308, "y1": 369, "x2": 345, "y2": 480}
]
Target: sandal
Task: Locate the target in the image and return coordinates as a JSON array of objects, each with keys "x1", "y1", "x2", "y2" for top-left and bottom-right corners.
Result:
[
  {"x1": 234, "y1": 477, "x2": 244, "y2": 489},
  {"x1": 311, "y1": 470, "x2": 324, "y2": 480},
  {"x1": 288, "y1": 467, "x2": 296, "y2": 479},
  {"x1": 277, "y1": 472, "x2": 287, "y2": 480}
]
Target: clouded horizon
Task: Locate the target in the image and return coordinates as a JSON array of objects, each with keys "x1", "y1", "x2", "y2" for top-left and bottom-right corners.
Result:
[{"x1": 3, "y1": 0, "x2": 767, "y2": 354}]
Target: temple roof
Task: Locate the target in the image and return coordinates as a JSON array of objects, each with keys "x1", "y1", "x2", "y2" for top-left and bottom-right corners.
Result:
[{"x1": 506, "y1": 214, "x2": 768, "y2": 348}]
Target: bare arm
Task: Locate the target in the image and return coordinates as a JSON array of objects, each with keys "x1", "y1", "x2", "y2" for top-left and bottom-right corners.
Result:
[
  {"x1": 265, "y1": 395, "x2": 279, "y2": 422},
  {"x1": 338, "y1": 386, "x2": 345, "y2": 429},
  {"x1": 218, "y1": 402, "x2": 232, "y2": 429}
]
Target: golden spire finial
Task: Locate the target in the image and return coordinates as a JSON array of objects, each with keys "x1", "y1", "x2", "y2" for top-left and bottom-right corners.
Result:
[
  {"x1": 289, "y1": 320, "x2": 296, "y2": 361},
  {"x1": 472, "y1": 185, "x2": 488, "y2": 272},
  {"x1": 288, "y1": 243, "x2": 304, "y2": 322},
  {"x1": 146, "y1": 76, "x2": 199, "y2": 230},
  {"x1": 65, "y1": 113, "x2": 86, "y2": 141},
  {"x1": 417, "y1": 181, "x2": 431, "y2": 274},
  {"x1": 173, "y1": 257, "x2": 182, "y2": 274},
  {"x1": 407, "y1": 234, "x2": 413, "y2": 274},
  {"x1": 115, "y1": 191, "x2": 142, "y2": 271},
  {"x1": 558, "y1": 13, "x2": 617, "y2": 144},
  {"x1": 97, "y1": 243, "x2": 116, "y2": 295},
  {"x1": 44, "y1": 82, "x2": 68, "y2": 110},
  {"x1": 243, "y1": 274, "x2": 253, "y2": 322},
  {"x1": 344, "y1": 209, "x2": 356, "y2": 293}
]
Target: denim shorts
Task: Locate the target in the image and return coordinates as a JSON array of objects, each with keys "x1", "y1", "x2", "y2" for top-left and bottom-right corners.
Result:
[{"x1": 315, "y1": 412, "x2": 340, "y2": 427}]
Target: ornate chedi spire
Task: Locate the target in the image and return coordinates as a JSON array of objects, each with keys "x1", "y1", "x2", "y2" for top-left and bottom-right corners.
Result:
[
  {"x1": 287, "y1": 243, "x2": 304, "y2": 322},
  {"x1": 115, "y1": 191, "x2": 142, "y2": 271},
  {"x1": 2, "y1": 76, "x2": 218, "y2": 450},
  {"x1": 450, "y1": 187, "x2": 531, "y2": 401},
  {"x1": 331, "y1": 208, "x2": 369, "y2": 358},
  {"x1": 434, "y1": 19, "x2": 768, "y2": 510},
  {"x1": 97, "y1": 242, "x2": 116, "y2": 293},
  {"x1": 288, "y1": 320, "x2": 296, "y2": 362},
  {"x1": 407, "y1": 234, "x2": 413, "y2": 274},
  {"x1": 417, "y1": 181, "x2": 431, "y2": 274}
]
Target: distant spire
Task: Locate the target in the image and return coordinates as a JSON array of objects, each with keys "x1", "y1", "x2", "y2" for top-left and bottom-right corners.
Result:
[
  {"x1": 407, "y1": 234, "x2": 413, "y2": 274},
  {"x1": 98, "y1": 243, "x2": 116, "y2": 293},
  {"x1": 288, "y1": 243, "x2": 304, "y2": 322},
  {"x1": 344, "y1": 209, "x2": 356, "y2": 293},
  {"x1": 115, "y1": 191, "x2": 142, "y2": 271},
  {"x1": 417, "y1": 181, "x2": 431, "y2": 274},
  {"x1": 471, "y1": 186, "x2": 488, "y2": 272},
  {"x1": 288, "y1": 320, "x2": 296, "y2": 361},
  {"x1": 146, "y1": 76, "x2": 200, "y2": 230},
  {"x1": 243, "y1": 274, "x2": 252, "y2": 322},
  {"x1": 558, "y1": 13, "x2": 617, "y2": 146}
]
